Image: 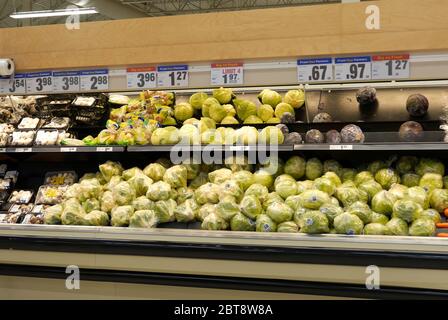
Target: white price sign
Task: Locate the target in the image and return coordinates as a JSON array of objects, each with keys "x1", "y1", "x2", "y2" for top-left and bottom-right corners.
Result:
[
  {"x1": 297, "y1": 58, "x2": 333, "y2": 82},
  {"x1": 80, "y1": 69, "x2": 109, "y2": 91},
  {"x1": 372, "y1": 54, "x2": 410, "y2": 80},
  {"x1": 26, "y1": 71, "x2": 53, "y2": 93},
  {"x1": 0, "y1": 74, "x2": 27, "y2": 94},
  {"x1": 53, "y1": 71, "x2": 80, "y2": 92},
  {"x1": 127, "y1": 67, "x2": 157, "y2": 89},
  {"x1": 211, "y1": 62, "x2": 243, "y2": 85},
  {"x1": 157, "y1": 65, "x2": 188, "y2": 87},
  {"x1": 335, "y1": 56, "x2": 372, "y2": 81}
]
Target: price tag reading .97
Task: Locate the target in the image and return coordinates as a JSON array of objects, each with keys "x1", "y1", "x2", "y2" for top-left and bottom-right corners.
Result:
[
  {"x1": 335, "y1": 56, "x2": 372, "y2": 81},
  {"x1": 157, "y1": 65, "x2": 189, "y2": 88},
  {"x1": 53, "y1": 71, "x2": 80, "y2": 92},
  {"x1": 26, "y1": 71, "x2": 53, "y2": 93},
  {"x1": 127, "y1": 67, "x2": 157, "y2": 89},
  {"x1": 211, "y1": 63, "x2": 243, "y2": 86},
  {"x1": 80, "y1": 69, "x2": 109, "y2": 91},
  {"x1": 297, "y1": 58, "x2": 333, "y2": 83}
]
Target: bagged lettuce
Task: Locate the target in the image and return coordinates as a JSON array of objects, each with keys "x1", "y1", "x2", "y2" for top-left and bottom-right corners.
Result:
[
  {"x1": 305, "y1": 158, "x2": 323, "y2": 180},
  {"x1": 392, "y1": 199, "x2": 422, "y2": 223},
  {"x1": 143, "y1": 163, "x2": 166, "y2": 182},
  {"x1": 402, "y1": 173, "x2": 420, "y2": 188},
  {"x1": 44, "y1": 204, "x2": 64, "y2": 225},
  {"x1": 129, "y1": 210, "x2": 158, "y2": 228},
  {"x1": 255, "y1": 214, "x2": 277, "y2": 232},
  {"x1": 128, "y1": 172, "x2": 153, "y2": 197},
  {"x1": 62, "y1": 198, "x2": 87, "y2": 225},
  {"x1": 245, "y1": 184, "x2": 269, "y2": 204},
  {"x1": 175, "y1": 198, "x2": 199, "y2": 223},
  {"x1": 322, "y1": 171, "x2": 342, "y2": 187},
  {"x1": 189, "y1": 171, "x2": 209, "y2": 189},
  {"x1": 364, "y1": 223, "x2": 389, "y2": 235},
  {"x1": 196, "y1": 203, "x2": 217, "y2": 222},
  {"x1": 112, "y1": 181, "x2": 136, "y2": 206},
  {"x1": 208, "y1": 168, "x2": 232, "y2": 184},
  {"x1": 419, "y1": 173, "x2": 443, "y2": 192},
  {"x1": 354, "y1": 171, "x2": 374, "y2": 186},
  {"x1": 263, "y1": 192, "x2": 284, "y2": 210},
  {"x1": 146, "y1": 181, "x2": 172, "y2": 201},
  {"x1": 370, "y1": 212, "x2": 389, "y2": 225},
  {"x1": 371, "y1": 191, "x2": 396, "y2": 216},
  {"x1": 252, "y1": 169, "x2": 274, "y2": 189},
  {"x1": 415, "y1": 158, "x2": 445, "y2": 176},
  {"x1": 346, "y1": 201, "x2": 372, "y2": 224},
  {"x1": 230, "y1": 213, "x2": 256, "y2": 231},
  {"x1": 297, "y1": 180, "x2": 314, "y2": 195},
  {"x1": 216, "y1": 196, "x2": 240, "y2": 221},
  {"x1": 104, "y1": 176, "x2": 123, "y2": 192},
  {"x1": 406, "y1": 186, "x2": 429, "y2": 209},
  {"x1": 163, "y1": 165, "x2": 187, "y2": 188},
  {"x1": 300, "y1": 211, "x2": 330, "y2": 234},
  {"x1": 396, "y1": 156, "x2": 418, "y2": 175},
  {"x1": 277, "y1": 221, "x2": 299, "y2": 233},
  {"x1": 358, "y1": 179, "x2": 382, "y2": 202},
  {"x1": 84, "y1": 210, "x2": 110, "y2": 226},
  {"x1": 78, "y1": 178, "x2": 102, "y2": 202},
  {"x1": 240, "y1": 195, "x2": 263, "y2": 220},
  {"x1": 298, "y1": 189, "x2": 331, "y2": 210},
  {"x1": 154, "y1": 199, "x2": 176, "y2": 223},
  {"x1": 429, "y1": 189, "x2": 448, "y2": 213},
  {"x1": 132, "y1": 196, "x2": 155, "y2": 211},
  {"x1": 409, "y1": 218, "x2": 436, "y2": 237},
  {"x1": 313, "y1": 177, "x2": 336, "y2": 196},
  {"x1": 82, "y1": 198, "x2": 100, "y2": 214},
  {"x1": 266, "y1": 202, "x2": 294, "y2": 224},
  {"x1": 232, "y1": 170, "x2": 254, "y2": 191},
  {"x1": 99, "y1": 161, "x2": 124, "y2": 182},
  {"x1": 285, "y1": 195, "x2": 302, "y2": 211},
  {"x1": 220, "y1": 180, "x2": 243, "y2": 202},
  {"x1": 176, "y1": 187, "x2": 195, "y2": 204},
  {"x1": 122, "y1": 167, "x2": 144, "y2": 181},
  {"x1": 111, "y1": 205, "x2": 134, "y2": 227},
  {"x1": 319, "y1": 203, "x2": 343, "y2": 226},
  {"x1": 417, "y1": 208, "x2": 441, "y2": 224},
  {"x1": 201, "y1": 212, "x2": 228, "y2": 230},
  {"x1": 275, "y1": 178, "x2": 298, "y2": 199},
  {"x1": 375, "y1": 168, "x2": 400, "y2": 189},
  {"x1": 334, "y1": 212, "x2": 364, "y2": 235},
  {"x1": 195, "y1": 183, "x2": 220, "y2": 204},
  {"x1": 99, "y1": 191, "x2": 116, "y2": 213}
]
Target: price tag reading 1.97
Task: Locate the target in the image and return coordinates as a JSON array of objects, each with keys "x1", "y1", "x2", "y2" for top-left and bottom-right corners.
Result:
[
  {"x1": 372, "y1": 54, "x2": 410, "y2": 80},
  {"x1": 3, "y1": 74, "x2": 27, "y2": 94},
  {"x1": 297, "y1": 58, "x2": 333, "y2": 83},
  {"x1": 335, "y1": 56, "x2": 372, "y2": 81},
  {"x1": 53, "y1": 71, "x2": 80, "y2": 92},
  {"x1": 80, "y1": 69, "x2": 109, "y2": 91},
  {"x1": 157, "y1": 65, "x2": 189, "y2": 87},
  {"x1": 211, "y1": 63, "x2": 243, "y2": 86},
  {"x1": 127, "y1": 67, "x2": 157, "y2": 89},
  {"x1": 26, "y1": 71, "x2": 53, "y2": 93}
]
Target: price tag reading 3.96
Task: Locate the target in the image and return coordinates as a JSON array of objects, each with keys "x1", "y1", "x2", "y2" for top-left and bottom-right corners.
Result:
[
  {"x1": 297, "y1": 58, "x2": 333, "y2": 83},
  {"x1": 157, "y1": 65, "x2": 189, "y2": 88},
  {"x1": 53, "y1": 71, "x2": 80, "y2": 92},
  {"x1": 127, "y1": 67, "x2": 157, "y2": 89},
  {"x1": 335, "y1": 56, "x2": 372, "y2": 81},
  {"x1": 211, "y1": 62, "x2": 243, "y2": 86},
  {"x1": 80, "y1": 69, "x2": 109, "y2": 91},
  {"x1": 372, "y1": 54, "x2": 410, "y2": 80},
  {"x1": 26, "y1": 71, "x2": 53, "y2": 93}
]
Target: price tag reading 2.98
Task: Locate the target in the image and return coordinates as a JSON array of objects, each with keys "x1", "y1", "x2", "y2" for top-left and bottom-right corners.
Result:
[
  {"x1": 80, "y1": 69, "x2": 109, "y2": 91},
  {"x1": 335, "y1": 56, "x2": 372, "y2": 81},
  {"x1": 157, "y1": 65, "x2": 189, "y2": 88},
  {"x1": 127, "y1": 67, "x2": 157, "y2": 89},
  {"x1": 297, "y1": 58, "x2": 333, "y2": 83}
]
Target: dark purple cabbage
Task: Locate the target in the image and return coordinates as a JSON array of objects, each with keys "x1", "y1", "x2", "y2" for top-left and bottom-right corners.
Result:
[
  {"x1": 305, "y1": 129, "x2": 325, "y2": 144},
  {"x1": 280, "y1": 112, "x2": 295, "y2": 124},
  {"x1": 356, "y1": 86, "x2": 377, "y2": 105},
  {"x1": 341, "y1": 124, "x2": 365, "y2": 143},
  {"x1": 406, "y1": 94, "x2": 429, "y2": 117},
  {"x1": 398, "y1": 121, "x2": 424, "y2": 142},
  {"x1": 284, "y1": 132, "x2": 302, "y2": 145},
  {"x1": 312, "y1": 113, "x2": 333, "y2": 123},
  {"x1": 326, "y1": 130, "x2": 342, "y2": 144},
  {"x1": 275, "y1": 124, "x2": 289, "y2": 136}
]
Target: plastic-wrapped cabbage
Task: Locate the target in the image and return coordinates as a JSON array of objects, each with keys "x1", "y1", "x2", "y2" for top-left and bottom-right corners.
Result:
[
  {"x1": 371, "y1": 191, "x2": 396, "y2": 215},
  {"x1": 417, "y1": 208, "x2": 441, "y2": 223},
  {"x1": 284, "y1": 156, "x2": 306, "y2": 180},
  {"x1": 259, "y1": 126, "x2": 284, "y2": 145},
  {"x1": 396, "y1": 156, "x2": 418, "y2": 175},
  {"x1": 176, "y1": 187, "x2": 194, "y2": 204},
  {"x1": 131, "y1": 196, "x2": 154, "y2": 211},
  {"x1": 335, "y1": 186, "x2": 364, "y2": 208},
  {"x1": 263, "y1": 192, "x2": 284, "y2": 211},
  {"x1": 122, "y1": 167, "x2": 143, "y2": 181},
  {"x1": 178, "y1": 124, "x2": 200, "y2": 145},
  {"x1": 103, "y1": 176, "x2": 122, "y2": 192},
  {"x1": 235, "y1": 126, "x2": 258, "y2": 145},
  {"x1": 77, "y1": 178, "x2": 103, "y2": 202},
  {"x1": 98, "y1": 191, "x2": 115, "y2": 213},
  {"x1": 284, "y1": 89, "x2": 305, "y2": 109},
  {"x1": 323, "y1": 160, "x2": 343, "y2": 177},
  {"x1": 375, "y1": 168, "x2": 400, "y2": 189},
  {"x1": 300, "y1": 211, "x2": 330, "y2": 234},
  {"x1": 255, "y1": 214, "x2": 277, "y2": 232},
  {"x1": 220, "y1": 180, "x2": 243, "y2": 202},
  {"x1": 129, "y1": 210, "x2": 157, "y2": 228},
  {"x1": 111, "y1": 205, "x2": 134, "y2": 227},
  {"x1": 342, "y1": 168, "x2": 357, "y2": 182},
  {"x1": 245, "y1": 184, "x2": 269, "y2": 204},
  {"x1": 358, "y1": 179, "x2": 382, "y2": 202},
  {"x1": 239, "y1": 195, "x2": 262, "y2": 220},
  {"x1": 197, "y1": 117, "x2": 216, "y2": 135},
  {"x1": 217, "y1": 196, "x2": 240, "y2": 221},
  {"x1": 266, "y1": 202, "x2": 294, "y2": 224},
  {"x1": 257, "y1": 104, "x2": 274, "y2": 122},
  {"x1": 84, "y1": 210, "x2": 110, "y2": 226},
  {"x1": 322, "y1": 172, "x2": 342, "y2": 187},
  {"x1": 189, "y1": 172, "x2": 209, "y2": 189},
  {"x1": 354, "y1": 171, "x2": 374, "y2": 186},
  {"x1": 409, "y1": 218, "x2": 436, "y2": 237},
  {"x1": 346, "y1": 201, "x2": 372, "y2": 224},
  {"x1": 252, "y1": 169, "x2": 274, "y2": 189},
  {"x1": 221, "y1": 116, "x2": 239, "y2": 124},
  {"x1": 153, "y1": 199, "x2": 176, "y2": 223},
  {"x1": 305, "y1": 158, "x2": 323, "y2": 180},
  {"x1": 370, "y1": 212, "x2": 389, "y2": 225},
  {"x1": 364, "y1": 223, "x2": 389, "y2": 235},
  {"x1": 319, "y1": 203, "x2": 343, "y2": 225},
  {"x1": 209, "y1": 103, "x2": 228, "y2": 123},
  {"x1": 112, "y1": 181, "x2": 136, "y2": 206},
  {"x1": 150, "y1": 127, "x2": 180, "y2": 145},
  {"x1": 163, "y1": 165, "x2": 187, "y2": 189},
  {"x1": 146, "y1": 181, "x2": 172, "y2": 201},
  {"x1": 80, "y1": 173, "x2": 96, "y2": 182},
  {"x1": 181, "y1": 163, "x2": 200, "y2": 181},
  {"x1": 298, "y1": 189, "x2": 331, "y2": 210},
  {"x1": 405, "y1": 186, "x2": 429, "y2": 209},
  {"x1": 44, "y1": 204, "x2": 63, "y2": 225},
  {"x1": 402, "y1": 173, "x2": 420, "y2": 188},
  {"x1": 230, "y1": 213, "x2": 256, "y2": 231},
  {"x1": 99, "y1": 161, "x2": 124, "y2": 182},
  {"x1": 415, "y1": 158, "x2": 445, "y2": 176},
  {"x1": 215, "y1": 127, "x2": 236, "y2": 145},
  {"x1": 61, "y1": 198, "x2": 87, "y2": 225},
  {"x1": 429, "y1": 189, "x2": 448, "y2": 213},
  {"x1": 82, "y1": 198, "x2": 100, "y2": 214},
  {"x1": 367, "y1": 160, "x2": 387, "y2": 175},
  {"x1": 234, "y1": 99, "x2": 257, "y2": 121},
  {"x1": 174, "y1": 198, "x2": 199, "y2": 223},
  {"x1": 293, "y1": 207, "x2": 309, "y2": 227},
  {"x1": 386, "y1": 218, "x2": 408, "y2": 236},
  {"x1": 285, "y1": 195, "x2": 302, "y2": 211},
  {"x1": 201, "y1": 212, "x2": 228, "y2": 230},
  {"x1": 330, "y1": 197, "x2": 340, "y2": 206},
  {"x1": 313, "y1": 177, "x2": 336, "y2": 196},
  {"x1": 128, "y1": 173, "x2": 153, "y2": 197},
  {"x1": 189, "y1": 92, "x2": 208, "y2": 110},
  {"x1": 195, "y1": 183, "x2": 220, "y2": 204},
  {"x1": 277, "y1": 221, "x2": 299, "y2": 233},
  {"x1": 275, "y1": 179, "x2": 297, "y2": 199},
  {"x1": 419, "y1": 173, "x2": 443, "y2": 192},
  {"x1": 392, "y1": 199, "x2": 422, "y2": 223},
  {"x1": 334, "y1": 212, "x2": 364, "y2": 235},
  {"x1": 209, "y1": 168, "x2": 232, "y2": 184},
  {"x1": 297, "y1": 180, "x2": 314, "y2": 195},
  {"x1": 388, "y1": 184, "x2": 408, "y2": 201},
  {"x1": 174, "y1": 102, "x2": 194, "y2": 122},
  {"x1": 232, "y1": 170, "x2": 254, "y2": 191}
]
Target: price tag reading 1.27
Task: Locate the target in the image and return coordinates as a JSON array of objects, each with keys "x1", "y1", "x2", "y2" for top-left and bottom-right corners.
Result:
[
  {"x1": 53, "y1": 71, "x2": 80, "y2": 92},
  {"x1": 80, "y1": 69, "x2": 109, "y2": 91},
  {"x1": 157, "y1": 65, "x2": 188, "y2": 88},
  {"x1": 372, "y1": 54, "x2": 410, "y2": 80},
  {"x1": 1, "y1": 74, "x2": 27, "y2": 94},
  {"x1": 26, "y1": 71, "x2": 53, "y2": 93},
  {"x1": 211, "y1": 62, "x2": 243, "y2": 86},
  {"x1": 297, "y1": 58, "x2": 333, "y2": 83},
  {"x1": 127, "y1": 67, "x2": 157, "y2": 89},
  {"x1": 335, "y1": 56, "x2": 372, "y2": 81}
]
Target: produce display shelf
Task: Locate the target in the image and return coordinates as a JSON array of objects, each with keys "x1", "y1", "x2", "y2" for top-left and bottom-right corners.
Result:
[
  {"x1": 0, "y1": 146, "x2": 125, "y2": 153},
  {"x1": 127, "y1": 144, "x2": 295, "y2": 152},
  {"x1": 294, "y1": 142, "x2": 448, "y2": 151}
]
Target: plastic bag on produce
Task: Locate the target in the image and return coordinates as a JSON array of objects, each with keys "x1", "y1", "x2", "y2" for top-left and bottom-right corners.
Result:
[
  {"x1": 128, "y1": 172, "x2": 153, "y2": 197},
  {"x1": 100, "y1": 190, "x2": 116, "y2": 213},
  {"x1": 244, "y1": 184, "x2": 269, "y2": 204},
  {"x1": 78, "y1": 178, "x2": 102, "y2": 202},
  {"x1": 195, "y1": 183, "x2": 220, "y2": 205},
  {"x1": 43, "y1": 204, "x2": 64, "y2": 225},
  {"x1": 97, "y1": 129, "x2": 117, "y2": 145},
  {"x1": 112, "y1": 181, "x2": 136, "y2": 206},
  {"x1": 363, "y1": 223, "x2": 389, "y2": 235},
  {"x1": 84, "y1": 210, "x2": 110, "y2": 226},
  {"x1": 111, "y1": 205, "x2": 134, "y2": 227},
  {"x1": 346, "y1": 201, "x2": 372, "y2": 224},
  {"x1": 146, "y1": 181, "x2": 172, "y2": 201},
  {"x1": 163, "y1": 165, "x2": 187, "y2": 188},
  {"x1": 300, "y1": 211, "x2": 330, "y2": 234},
  {"x1": 104, "y1": 176, "x2": 123, "y2": 191},
  {"x1": 122, "y1": 167, "x2": 143, "y2": 181},
  {"x1": 429, "y1": 189, "x2": 448, "y2": 213},
  {"x1": 82, "y1": 198, "x2": 100, "y2": 213},
  {"x1": 116, "y1": 128, "x2": 136, "y2": 146},
  {"x1": 277, "y1": 221, "x2": 299, "y2": 233},
  {"x1": 129, "y1": 210, "x2": 158, "y2": 228},
  {"x1": 230, "y1": 213, "x2": 256, "y2": 232},
  {"x1": 143, "y1": 163, "x2": 166, "y2": 182},
  {"x1": 255, "y1": 214, "x2": 277, "y2": 232},
  {"x1": 153, "y1": 199, "x2": 176, "y2": 223},
  {"x1": 201, "y1": 212, "x2": 228, "y2": 231},
  {"x1": 266, "y1": 201, "x2": 294, "y2": 224},
  {"x1": 298, "y1": 189, "x2": 331, "y2": 210},
  {"x1": 174, "y1": 198, "x2": 199, "y2": 223},
  {"x1": 216, "y1": 196, "x2": 240, "y2": 222},
  {"x1": 132, "y1": 196, "x2": 155, "y2": 211},
  {"x1": 61, "y1": 198, "x2": 87, "y2": 225},
  {"x1": 99, "y1": 161, "x2": 124, "y2": 182}
]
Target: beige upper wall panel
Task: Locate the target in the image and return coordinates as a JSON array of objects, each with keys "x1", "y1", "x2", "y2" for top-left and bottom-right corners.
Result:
[{"x1": 0, "y1": 0, "x2": 447, "y2": 71}]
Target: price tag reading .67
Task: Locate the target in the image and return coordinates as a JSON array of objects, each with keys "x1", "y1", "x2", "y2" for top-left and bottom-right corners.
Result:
[
  {"x1": 157, "y1": 65, "x2": 189, "y2": 87},
  {"x1": 297, "y1": 58, "x2": 333, "y2": 83}
]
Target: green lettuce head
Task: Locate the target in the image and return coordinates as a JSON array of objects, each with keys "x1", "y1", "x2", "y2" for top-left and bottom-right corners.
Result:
[
  {"x1": 217, "y1": 196, "x2": 240, "y2": 221},
  {"x1": 255, "y1": 214, "x2": 277, "y2": 232},
  {"x1": 129, "y1": 210, "x2": 158, "y2": 228},
  {"x1": 402, "y1": 173, "x2": 420, "y2": 187},
  {"x1": 259, "y1": 89, "x2": 282, "y2": 107},
  {"x1": 346, "y1": 201, "x2": 372, "y2": 224},
  {"x1": 189, "y1": 92, "x2": 208, "y2": 110},
  {"x1": 178, "y1": 124, "x2": 200, "y2": 145},
  {"x1": 415, "y1": 158, "x2": 445, "y2": 176},
  {"x1": 202, "y1": 97, "x2": 220, "y2": 118},
  {"x1": 245, "y1": 183, "x2": 269, "y2": 204},
  {"x1": 392, "y1": 199, "x2": 422, "y2": 223},
  {"x1": 319, "y1": 203, "x2": 343, "y2": 225},
  {"x1": 146, "y1": 181, "x2": 172, "y2": 201},
  {"x1": 358, "y1": 179, "x2": 382, "y2": 202},
  {"x1": 417, "y1": 208, "x2": 441, "y2": 224},
  {"x1": 230, "y1": 213, "x2": 256, "y2": 231},
  {"x1": 396, "y1": 156, "x2": 418, "y2": 175},
  {"x1": 235, "y1": 126, "x2": 258, "y2": 145},
  {"x1": 284, "y1": 156, "x2": 306, "y2": 180},
  {"x1": 375, "y1": 168, "x2": 400, "y2": 189},
  {"x1": 300, "y1": 211, "x2": 330, "y2": 234},
  {"x1": 298, "y1": 189, "x2": 331, "y2": 210},
  {"x1": 253, "y1": 169, "x2": 274, "y2": 189},
  {"x1": 429, "y1": 188, "x2": 448, "y2": 213},
  {"x1": 275, "y1": 179, "x2": 298, "y2": 200},
  {"x1": 201, "y1": 212, "x2": 228, "y2": 230},
  {"x1": 235, "y1": 99, "x2": 257, "y2": 121},
  {"x1": 266, "y1": 201, "x2": 294, "y2": 224},
  {"x1": 334, "y1": 212, "x2": 364, "y2": 235},
  {"x1": 406, "y1": 186, "x2": 429, "y2": 209},
  {"x1": 213, "y1": 87, "x2": 234, "y2": 104},
  {"x1": 364, "y1": 223, "x2": 389, "y2": 235},
  {"x1": 341, "y1": 168, "x2": 357, "y2": 182},
  {"x1": 257, "y1": 104, "x2": 274, "y2": 122},
  {"x1": 274, "y1": 102, "x2": 294, "y2": 119},
  {"x1": 371, "y1": 190, "x2": 396, "y2": 216},
  {"x1": 154, "y1": 199, "x2": 176, "y2": 223},
  {"x1": 259, "y1": 126, "x2": 284, "y2": 145},
  {"x1": 232, "y1": 170, "x2": 254, "y2": 191},
  {"x1": 221, "y1": 116, "x2": 239, "y2": 124},
  {"x1": 240, "y1": 195, "x2": 263, "y2": 220},
  {"x1": 323, "y1": 160, "x2": 343, "y2": 177},
  {"x1": 354, "y1": 171, "x2": 374, "y2": 186},
  {"x1": 174, "y1": 102, "x2": 194, "y2": 122},
  {"x1": 386, "y1": 218, "x2": 409, "y2": 236},
  {"x1": 209, "y1": 103, "x2": 228, "y2": 123},
  {"x1": 195, "y1": 183, "x2": 220, "y2": 205},
  {"x1": 409, "y1": 218, "x2": 436, "y2": 236},
  {"x1": 306, "y1": 158, "x2": 323, "y2": 180},
  {"x1": 313, "y1": 177, "x2": 336, "y2": 196},
  {"x1": 370, "y1": 212, "x2": 389, "y2": 225},
  {"x1": 277, "y1": 221, "x2": 299, "y2": 233},
  {"x1": 419, "y1": 173, "x2": 443, "y2": 192},
  {"x1": 143, "y1": 163, "x2": 166, "y2": 182},
  {"x1": 163, "y1": 165, "x2": 187, "y2": 188},
  {"x1": 284, "y1": 89, "x2": 305, "y2": 109}
]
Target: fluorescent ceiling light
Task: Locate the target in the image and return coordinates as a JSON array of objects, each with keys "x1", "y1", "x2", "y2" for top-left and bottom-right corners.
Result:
[{"x1": 10, "y1": 7, "x2": 98, "y2": 19}]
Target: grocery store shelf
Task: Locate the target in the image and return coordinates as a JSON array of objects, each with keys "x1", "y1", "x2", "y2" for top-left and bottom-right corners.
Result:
[
  {"x1": 0, "y1": 146, "x2": 125, "y2": 153},
  {"x1": 127, "y1": 144, "x2": 294, "y2": 152},
  {"x1": 294, "y1": 142, "x2": 448, "y2": 151}
]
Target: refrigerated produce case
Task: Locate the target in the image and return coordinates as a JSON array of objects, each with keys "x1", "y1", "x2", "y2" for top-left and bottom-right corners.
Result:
[{"x1": 1, "y1": 82, "x2": 448, "y2": 299}]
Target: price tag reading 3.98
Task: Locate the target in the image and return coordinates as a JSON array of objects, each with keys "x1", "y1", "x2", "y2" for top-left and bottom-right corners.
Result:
[
  {"x1": 297, "y1": 58, "x2": 333, "y2": 83},
  {"x1": 157, "y1": 65, "x2": 189, "y2": 88},
  {"x1": 335, "y1": 56, "x2": 372, "y2": 81},
  {"x1": 53, "y1": 71, "x2": 80, "y2": 92},
  {"x1": 80, "y1": 69, "x2": 109, "y2": 91},
  {"x1": 26, "y1": 71, "x2": 53, "y2": 93}
]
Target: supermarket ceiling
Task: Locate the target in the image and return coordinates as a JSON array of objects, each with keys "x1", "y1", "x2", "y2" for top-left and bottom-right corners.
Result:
[{"x1": 0, "y1": 0, "x2": 359, "y2": 28}]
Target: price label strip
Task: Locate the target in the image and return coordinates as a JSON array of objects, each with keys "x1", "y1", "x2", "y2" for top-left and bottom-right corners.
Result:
[
  {"x1": 0, "y1": 73, "x2": 27, "y2": 94},
  {"x1": 53, "y1": 71, "x2": 80, "y2": 92},
  {"x1": 335, "y1": 56, "x2": 372, "y2": 81},
  {"x1": 211, "y1": 62, "x2": 243, "y2": 86},
  {"x1": 372, "y1": 54, "x2": 410, "y2": 80},
  {"x1": 297, "y1": 58, "x2": 333, "y2": 82},
  {"x1": 26, "y1": 71, "x2": 53, "y2": 93},
  {"x1": 157, "y1": 65, "x2": 189, "y2": 87},
  {"x1": 127, "y1": 67, "x2": 157, "y2": 89},
  {"x1": 80, "y1": 69, "x2": 109, "y2": 91}
]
